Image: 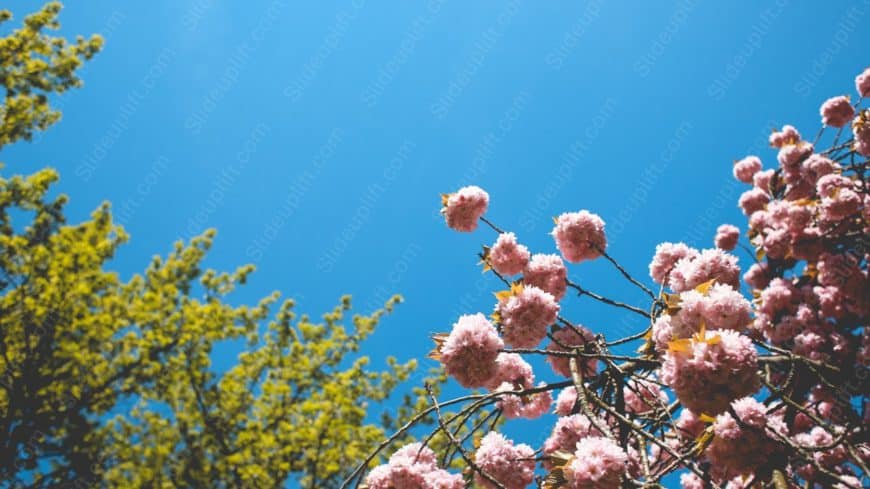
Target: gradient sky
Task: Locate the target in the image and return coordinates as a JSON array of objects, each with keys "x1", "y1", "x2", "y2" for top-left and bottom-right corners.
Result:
[{"x1": 4, "y1": 0, "x2": 869, "y2": 486}]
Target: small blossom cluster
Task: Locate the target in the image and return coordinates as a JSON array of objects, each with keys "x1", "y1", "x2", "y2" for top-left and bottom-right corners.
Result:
[
  {"x1": 365, "y1": 443, "x2": 463, "y2": 489},
  {"x1": 473, "y1": 432, "x2": 536, "y2": 489},
  {"x1": 660, "y1": 329, "x2": 759, "y2": 415},
  {"x1": 652, "y1": 281, "x2": 752, "y2": 351},
  {"x1": 562, "y1": 436, "x2": 629, "y2": 488},
  {"x1": 705, "y1": 398, "x2": 786, "y2": 481}
]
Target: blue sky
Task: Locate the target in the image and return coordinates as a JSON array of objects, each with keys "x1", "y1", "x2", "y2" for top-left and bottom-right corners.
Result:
[{"x1": 4, "y1": 0, "x2": 869, "y2": 485}]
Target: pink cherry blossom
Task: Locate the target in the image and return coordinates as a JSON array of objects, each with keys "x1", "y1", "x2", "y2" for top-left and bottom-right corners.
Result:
[
  {"x1": 624, "y1": 377, "x2": 668, "y2": 414},
  {"x1": 856, "y1": 67, "x2": 870, "y2": 97},
  {"x1": 495, "y1": 381, "x2": 552, "y2": 419},
  {"x1": 543, "y1": 413, "x2": 606, "y2": 456},
  {"x1": 649, "y1": 242, "x2": 699, "y2": 285},
  {"x1": 546, "y1": 325, "x2": 597, "y2": 378},
  {"x1": 473, "y1": 432, "x2": 536, "y2": 489},
  {"x1": 820, "y1": 95, "x2": 855, "y2": 127},
  {"x1": 706, "y1": 398, "x2": 785, "y2": 481},
  {"x1": 738, "y1": 188, "x2": 770, "y2": 216},
  {"x1": 523, "y1": 253, "x2": 568, "y2": 300},
  {"x1": 552, "y1": 210, "x2": 607, "y2": 263},
  {"x1": 442, "y1": 185, "x2": 489, "y2": 232},
  {"x1": 488, "y1": 232, "x2": 530, "y2": 275},
  {"x1": 438, "y1": 313, "x2": 503, "y2": 388},
  {"x1": 661, "y1": 330, "x2": 759, "y2": 415},
  {"x1": 496, "y1": 285, "x2": 559, "y2": 348},
  {"x1": 563, "y1": 436, "x2": 628, "y2": 489},
  {"x1": 768, "y1": 124, "x2": 801, "y2": 148},
  {"x1": 668, "y1": 248, "x2": 740, "y2": 292},
  {"x1": 733, "y1": 156, "x2": 762, "y2": 183},
  {"x1": 714, "y1": 224, "x2": 740, "y2": 251},
  {"x1": 365, "y1": 443, "x2": 464, "y2": 489}
]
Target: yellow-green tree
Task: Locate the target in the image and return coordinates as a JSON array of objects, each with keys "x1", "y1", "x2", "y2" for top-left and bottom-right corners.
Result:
[
  {"x1": 0, "y1": 4, "x2": 426, "y2": 488},
  {"x1": 0, "y1": 2, "x2": 102, "y2": 149}
]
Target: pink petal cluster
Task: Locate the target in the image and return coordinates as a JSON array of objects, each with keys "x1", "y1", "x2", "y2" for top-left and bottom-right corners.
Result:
[
  {"x1": 660, "y1": 330, "x2": 759, "y2": 415},
  {"x1": 551, "y1": 210, "x2": 607, "y2": 263},
  {"x1": 563, "y1": 436, "x2": 629, "y2": 489},
  {"x1": 488, "y1": 232, "x2": 530, "y2": 275},
  {"x1": 523, "y1": 253, "x2": 568, "y2": 300},
  {"x1": 705, "y1": 398, "x2": 784, "y2": 481},
  {"x1": 439, "y1": 313, "x2": 503, "y2": 388},
  {"x1": 473, "y1": 431, "x2": 536, "y2": 489},
  {"x1": 484, "y1": 352, "x2": 534, "y2": 390},
  {"x1": 365, "y1": 443, "x2": 463, "y2": 489},
  {"x1": 543, "y1": 413, "x2": 605, "y2": 456},
  {"x1": 777, "y1": 141, "x2": 814, "y2": 172},
  {"x1": 546, "y1": 325, "x2": 598, "y2": 378},
  {"x1": 496, "y1": 285, "x2": 559, "y2": 348},
  {"x1": 714, "y1": 224, "x2": 740, "y2": 251},
  {"x1": 793, "y1": 426, "x2": 848, "y2": 479},
  {"x1": 554, "y1": 386, "x2": 579, "y2": 416},
  {"x1": 768, "y1": 124, "x2": 801, "y2": 148},
  {"x1": 667, "y1": 248, "x2": 740, "y2": 292},
  {"x1": 623, "y1": 377, "x2": 668, "y2": 414},
  {"x1": 856, "y1": 67, "x2": 870, "y2": 97},
  {"x1": 442, "y1": 185, "x2": 489, "y2": 232},
  {"x1": 852, "y1": 110, "x2": 870, "y2": 156},
  {"x1": 649, "y1": 242, "x2": 699, "y2": 285},
  {"x1": 738, "y1": 187, "x2": 770, "y2": 216},
  {"x1": 732, "y1": 156, "x2": 762, "y2": 183},
  {"x1": 820, "y1": 95, "x2": 855, "y2": 127},
  {"x1": 494, "y1": 380, "x2": 552, "y2": 419},
  {"x1": 652, "y1": 283, "x2": 751, "y2": 351}
]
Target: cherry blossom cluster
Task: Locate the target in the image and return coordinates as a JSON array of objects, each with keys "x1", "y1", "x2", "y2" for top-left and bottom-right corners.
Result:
[{"x1": 351, "y1": 68, "x2": 869, "y2": 489}]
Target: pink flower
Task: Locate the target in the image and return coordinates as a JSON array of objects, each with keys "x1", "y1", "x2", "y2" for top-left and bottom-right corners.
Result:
[
  {"x1": 496, "y1": 285, "x2": 559, "y2": 348},
  {"x1": 652, "y1": 284, "x2": 750, "y2": 350},
  {"x1": 777, "y1": 141, "x2": 813, "y2": 170},
  {"x1": 661, "y1": 329, "x2": 759, "y2": 415},
  {"x1": 484, "y1": 352, "x2": 534, "y2": 391},
  {"x1": 706, "y1": 398, "x2": 784, "y2": 481},
  {"x1": 743, "y1": 262, "x2": 770, "y2": 290},
  {"x1": 473, "y1": 432, "x2": 536, "y2": 489},
  {"x1": 820, "y1": 95, "x2": 855, "y2": 128},
  {"x1": 552, "y1": 210, "x2": 607, "y2": 263},
  {"x1": 768, "y1": 124, "x2": 801, "y2": 148},
  {"x1": 442, "y1": 185, "x2": 489, "y2": 232},
  {"x1": 714, "y1": 224, "x2": 740, "y2": 251},
  {"x1": 438, "y1": 313, "x2": 503, "y2": 388},
  {"x1": 801, "y1": 153, "x2": 839, "y2": 186},
  {"x1": 675, "y1": 409, "x2": 705, "y2": 440},
  {"x1": 854, "y1": 112, "x2": 870, "y2": 156},
  {"x1": 554, "y1": 386, "x2": 579, "y2": 416},
  {"x1": 649, "y1": 242, "x2": 699, "y2": 285},
  {"x1": 821, "y1": 187, "x2": 861, "y2": 222},
  {"x1": 700, "y1": 283, "x2": 752, "y2": 330},
  {"x1": 668, "y1": 248, "x2": 740, "y2": 292},
  {"x1": 856, "y1": 67, "x2": 870, "y2": 97},
  {"x1": 563, "y1": 437, "x2": 628, "y2": 489},
  {"x1": 495, "y1": 381, "x2": 552, "y2": 419},
  {"x1": 733, "y1": 156, "x2": 762, "y2": 183},
  {"x1": 680, "y1": 473, "x2": 704, "y2": 489},
  {"x1": 738, "y1": 188, "x2": 770, "y2": 216},
  {"x1": 366, "y1": 443, "x2": 464, "y2": 489},
  {"x1": 546, "y1": 325, "x2": 597, "y2": 378},
  {"x1": 544, "y1": 413, "x2": 605, "y2": 455},
  {"x1": 488, "y1": 232, "x2": 530, "y2": 276},
  {"x1": 753, "y1": 169, "x2": 775, "y2": 194},
  {"x1": 624, "y1": 377, "x2": 668, "y2": 414},
  {"x1": 523, "y1": 253, "x2": 568, "y2": 301}
]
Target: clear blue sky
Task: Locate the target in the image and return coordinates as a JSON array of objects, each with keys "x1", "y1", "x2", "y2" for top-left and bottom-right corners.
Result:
[{"x1": 5, "y1": 0, "x2": 868, "y2": 484}]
